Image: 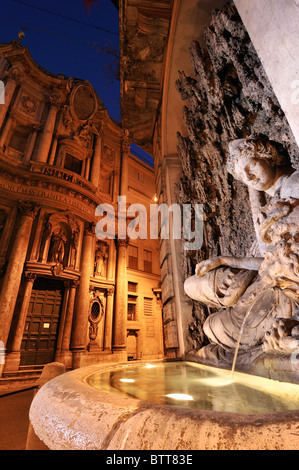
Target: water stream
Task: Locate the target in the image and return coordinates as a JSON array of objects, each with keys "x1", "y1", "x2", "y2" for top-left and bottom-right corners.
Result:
[{"x1": 231, "y1": 292, "x2": 265, "y2": 378}]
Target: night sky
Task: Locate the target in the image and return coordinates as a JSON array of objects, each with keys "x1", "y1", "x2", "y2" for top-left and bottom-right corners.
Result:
[{"x1": 0, "y1": 0, "x2": 154, "y2": 166}]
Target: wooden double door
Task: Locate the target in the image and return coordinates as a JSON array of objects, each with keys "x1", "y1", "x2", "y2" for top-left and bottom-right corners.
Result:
[{"x1": 21, "y1": 278, "x2": 64, "y2": 366}]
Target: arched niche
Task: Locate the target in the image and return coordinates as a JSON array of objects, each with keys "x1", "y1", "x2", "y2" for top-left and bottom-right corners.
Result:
[{"x1": 38, "y1": 211, "x2": 80, "y2": 269}]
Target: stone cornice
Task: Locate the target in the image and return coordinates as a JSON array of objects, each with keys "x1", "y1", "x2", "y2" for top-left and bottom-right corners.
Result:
[
  {"x1": 0, "y1": 157, "x2": 118, "y2": 219},
  {"x1": 2, "y1": 45, "x2": 68, "y2": 91}
]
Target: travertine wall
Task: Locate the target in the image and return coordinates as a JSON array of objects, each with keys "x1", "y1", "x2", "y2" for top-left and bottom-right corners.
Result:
[
  {"x1": 234, "y1": 0, "x2": 299, "y2": 150},
  {"x1": 175, "y1": 2, "x2": 299, "y2": 350}
]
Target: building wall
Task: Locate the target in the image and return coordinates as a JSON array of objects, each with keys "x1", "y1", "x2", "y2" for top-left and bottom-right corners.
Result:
[
  {"x1": 234, "y1": 0, "x2": 299, "y2": 153},
  {"x1": 0, "y1": 41, "x2": 163, "y2": 378},
  {"x1": 126, "y1": 154, "x2": 163, "y2": 361}
]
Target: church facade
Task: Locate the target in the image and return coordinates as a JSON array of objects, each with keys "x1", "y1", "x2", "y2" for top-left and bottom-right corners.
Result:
[{"x1": 0, "y1": 40, "x2": 163, "y2": 380}]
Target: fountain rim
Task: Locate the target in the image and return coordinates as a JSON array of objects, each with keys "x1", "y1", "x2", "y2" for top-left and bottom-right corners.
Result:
[{"x1": 29, "y1": 360, "x2": 299, "y2": 450}]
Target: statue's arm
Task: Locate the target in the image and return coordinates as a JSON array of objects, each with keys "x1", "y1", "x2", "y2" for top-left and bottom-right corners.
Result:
[
  {"x1": 196, "y1": 256, "x2": 264, "y2": 277},
  {"x1": 221, "y1": 256, "x2": 264, "y2": 271}
]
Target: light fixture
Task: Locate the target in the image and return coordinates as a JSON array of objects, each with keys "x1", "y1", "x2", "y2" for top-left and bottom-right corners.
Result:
[
  {"x1": 119, "y1": 378, "x2": 135, "y2": 383},
  {"x1": 152, "y1": 287, "x2": 162, "y2": 301}
]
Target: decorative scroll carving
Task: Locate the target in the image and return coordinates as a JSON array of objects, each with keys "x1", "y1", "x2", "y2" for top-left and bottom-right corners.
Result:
[{"x1": 21, "y1": 95, "x2": 38, "y2": 115}]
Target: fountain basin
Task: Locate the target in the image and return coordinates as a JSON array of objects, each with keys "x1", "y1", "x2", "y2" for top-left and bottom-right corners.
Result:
[{"x1": 29, "y1": 361, "x2": 299, "y2": 450}]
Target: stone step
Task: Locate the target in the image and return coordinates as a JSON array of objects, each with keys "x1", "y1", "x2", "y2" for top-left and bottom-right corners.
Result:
[
  {"x1": 0, "y1": 367, "x2": 42, "y2": 395},
  {"x1": 2, "y1": 369, "x2": 42, "y2": 378}
]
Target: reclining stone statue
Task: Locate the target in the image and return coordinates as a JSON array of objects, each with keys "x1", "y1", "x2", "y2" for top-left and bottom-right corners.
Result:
[{"x1": 184, "y1": 136, "x2": 299, "y2": 368}]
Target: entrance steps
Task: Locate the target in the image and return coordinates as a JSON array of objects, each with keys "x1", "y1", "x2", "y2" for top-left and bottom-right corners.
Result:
[{"x1": 0, "y1": 365, "x2": 43, "y2": 395}]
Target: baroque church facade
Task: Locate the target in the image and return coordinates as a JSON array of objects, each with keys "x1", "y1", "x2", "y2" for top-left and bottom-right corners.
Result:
[{"x1": 0, "y1": 40, "x2": 163, "y2": 380}]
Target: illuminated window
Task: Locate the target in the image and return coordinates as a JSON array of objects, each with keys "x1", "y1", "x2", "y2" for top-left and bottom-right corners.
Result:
[
  {"x1": 128, "y1": 245, "x2": 138, "y2": 269},
  {"x1": 144, "y1": 250, "x2": 152, "y2": 273},
  {"x1": 128, "y1": 281, "x2": 138, "y2": 321},
  {"x1": 128, "y1": 282, "x2": 138, "y2": 293},
  {"x1": 127, "y1": 303, "x2": 137, "y2": 321}
]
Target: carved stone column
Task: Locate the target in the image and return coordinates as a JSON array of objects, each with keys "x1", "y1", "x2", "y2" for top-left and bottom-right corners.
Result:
[
  {"x1": 0, "y1": 202, "x2": 39, "y2": 348},
  {"x1": 0, "y1": 66, "x2": 21, "y2": 130},
  {"x1": 23, "y1": 125, "x2": 40, "y2": 163},
  {"x1": 61, "y1": 279, "x2": 80, "y2": 352},
  {"x1": 90, "y1": 131, "x2": 103, "y2": 187},
  {"x1": 4, "y1": 272, "x2": 37, "y2": 372},
  {"x1": 0, "y1": 110, "x2": 16, "y2": 148},
  {"x1": 112, "y1": 238, "x2": 128, "y2": 352},
  {"x1": 36, "y1": 95, "x2": 61, "y2": 164},
  {"x1": 70, "y1": 223, "x2": 94, "y2": 368},
  {"x1": 103, "y1": 287, "x2": 114, "y2": 351},
  {"x1": 47, "y1": 132, "x2": 59, "y2": 166}
]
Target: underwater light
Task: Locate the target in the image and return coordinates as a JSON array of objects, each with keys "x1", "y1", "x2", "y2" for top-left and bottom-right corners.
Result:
[{"x1": 165, "y1": 394, "x2": 194, "y2": 401}]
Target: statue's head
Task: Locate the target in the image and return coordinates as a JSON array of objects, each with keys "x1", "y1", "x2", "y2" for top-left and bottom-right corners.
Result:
[{"x1": 227, "y1": 136, "x2": 288, "y2": 191}]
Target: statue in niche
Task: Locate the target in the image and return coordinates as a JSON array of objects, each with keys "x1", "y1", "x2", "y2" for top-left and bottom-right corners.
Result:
[
  {"x1": 94, "y1": 243, "x2": 108, "y2": 277},
  {"x1": 184, "y1": 136, "x2": 299, "y2": 365},
  {"x1": 48, "y1": 227, "x2": 68, "y2": 264}
]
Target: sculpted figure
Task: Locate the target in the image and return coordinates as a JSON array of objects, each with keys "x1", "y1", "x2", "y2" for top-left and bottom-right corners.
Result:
[
  {"x1": 49, "y1": 227, "x2": 68, "y2": 264},
  {"x1": 94, "y1": 244, "x2": 108, "y2": 277},
  {"x1": 185, "y1": 136, "x2": 299, "y2": 365}
]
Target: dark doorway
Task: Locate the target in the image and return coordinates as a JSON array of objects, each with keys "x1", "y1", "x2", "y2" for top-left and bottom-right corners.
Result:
[{"x1": 20, "y1": 278, "x2": 64, "y2": 366}]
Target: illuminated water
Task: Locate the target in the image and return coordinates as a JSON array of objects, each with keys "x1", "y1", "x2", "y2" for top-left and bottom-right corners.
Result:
[{"x1": 87, "y1": 361, "x2": 299, "y2": 414}]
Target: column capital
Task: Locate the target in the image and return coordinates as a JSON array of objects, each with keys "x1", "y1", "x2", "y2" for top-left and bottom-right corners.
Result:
[
  {"x1": 6, "y1": 66, "x2": 22, "y2": 84},
  {"x1": 49, "y1": 94, "x2": 63, "y2": 109},
  {"x1": 67, "y1": 278, "x2": 80, "y2": 288},
  {"x1": 24, "y1": 272, "x2": 37, "y2": 283},
  {"x1": 84, "y1": 222, "x2": 96, "y2": 237},
  {"x1": 32, "y1": 123, "x2": 42, "y2": 132},
  {"x1": 115, "y1": 237, "x2": 129, "y2": 248},
  {"x1": 18, "y1": 201, "x2": 40, "y2": 219},
  {"x1": 106, "y1": 287, "x2": 115, "y2": 297}
]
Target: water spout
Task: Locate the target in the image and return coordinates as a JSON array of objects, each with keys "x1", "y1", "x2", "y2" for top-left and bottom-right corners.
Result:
[{"x1": 231, "y1": 292, "x2": 264, "y2": 379}]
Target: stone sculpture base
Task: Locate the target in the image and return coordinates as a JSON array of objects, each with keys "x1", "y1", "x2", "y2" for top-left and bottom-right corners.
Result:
[{"x1": 186, "y1": 348, "x2": 299, "y2": 385}]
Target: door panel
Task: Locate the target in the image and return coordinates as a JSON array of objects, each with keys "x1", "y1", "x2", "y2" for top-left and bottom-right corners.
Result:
[{"x1": 21, "y1": 278, "x2": 64, "y2": 366}]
